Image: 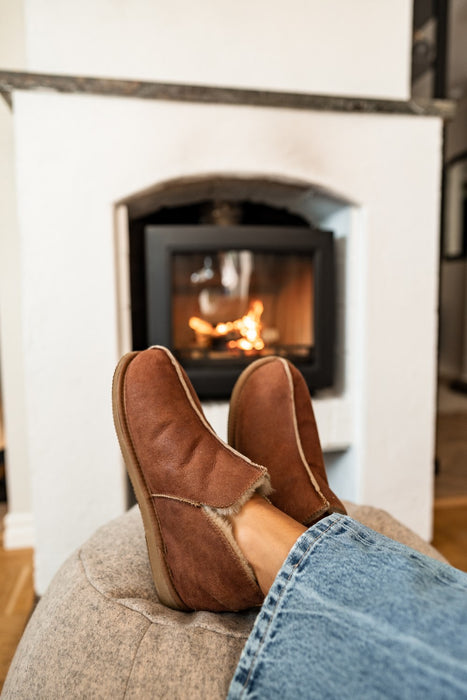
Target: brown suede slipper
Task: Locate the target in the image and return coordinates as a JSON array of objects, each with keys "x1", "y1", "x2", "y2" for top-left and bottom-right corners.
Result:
[
  {"x1": 112, "y1": 346, "x2": 271, "y2": 612},
  {"x1": 228, "y1": 356, "x2": 346, "y2": 526}
]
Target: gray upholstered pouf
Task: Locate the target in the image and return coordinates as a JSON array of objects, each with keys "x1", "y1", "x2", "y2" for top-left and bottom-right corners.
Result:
[{"x1": 2, "y1": 504, "x2": 446, "y2": 699}]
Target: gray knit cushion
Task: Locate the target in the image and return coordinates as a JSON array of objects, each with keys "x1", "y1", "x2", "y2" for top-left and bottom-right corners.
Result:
[{"x1": 2, "y1": 504, "x2": 446, "y2": 699}]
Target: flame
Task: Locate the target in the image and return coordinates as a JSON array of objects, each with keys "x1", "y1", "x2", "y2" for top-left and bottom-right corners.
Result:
[{"x1": 189, "y1": 299, "x2": 265, "y2": 352}]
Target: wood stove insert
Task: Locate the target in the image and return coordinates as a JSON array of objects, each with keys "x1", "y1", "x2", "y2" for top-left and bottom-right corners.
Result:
[{"x1": 144, "y1": 225, "x2": 335, "y2": 398}]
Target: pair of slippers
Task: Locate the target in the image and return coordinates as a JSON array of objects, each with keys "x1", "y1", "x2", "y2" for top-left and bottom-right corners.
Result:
[{"x1": 112, "y1": 346, "x2": 345, "y2": 612}]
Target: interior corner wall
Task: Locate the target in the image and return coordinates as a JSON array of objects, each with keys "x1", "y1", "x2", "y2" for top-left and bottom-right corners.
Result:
[
  {"x1": 445, "y1": 94, "x2": 467, "y2": 161},
  {"x1": 22, "y1": 0, "x2": 412, "y2": 100},
  {"x1": 461, "y1": 272, "x2": 467, "y2": 383},
  {"x1": 0, "y1": 0, "x2": 27, "y2": 70},
  {"x1": 440, "y1": 95, "x2": 467, "y2": 380},
  {"x1": 0, "y1": 98, "x2": 34, "y2": 546},
  {"x1": 0, "y1": 0, "x2": 31, "y2": 548}
]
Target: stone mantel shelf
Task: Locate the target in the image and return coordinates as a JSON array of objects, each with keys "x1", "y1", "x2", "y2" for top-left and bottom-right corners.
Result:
[{"x1": 0, "y1": 69, "x2": 456, "y2": 119}]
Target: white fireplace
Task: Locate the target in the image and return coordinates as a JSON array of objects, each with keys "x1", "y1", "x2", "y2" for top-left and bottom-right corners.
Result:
[
  {"x1": 0, "y1": 0, "x2": 446, "y2": 594},
  {"x1": 0, "y1": 87, "x2": 442, "y2": 593}
]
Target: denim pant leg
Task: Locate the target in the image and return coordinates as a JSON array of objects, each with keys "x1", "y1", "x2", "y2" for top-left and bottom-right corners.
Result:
[{"x1": 228, "y1": 514, "x2": 467, "y2": 700}]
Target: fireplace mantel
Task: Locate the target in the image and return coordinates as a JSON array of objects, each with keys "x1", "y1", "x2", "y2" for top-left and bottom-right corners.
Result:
[{"x1": 0, "y1": 70, "x2": 456, "y2": 119}]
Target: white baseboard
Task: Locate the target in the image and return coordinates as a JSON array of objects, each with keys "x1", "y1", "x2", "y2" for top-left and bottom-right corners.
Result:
[{"x1": 3, "y1": 511, "x2": 35, "y2": 549}]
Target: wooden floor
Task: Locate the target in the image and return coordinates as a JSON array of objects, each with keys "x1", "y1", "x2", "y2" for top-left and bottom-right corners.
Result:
[
  {"x1": 433, "y1": 405, "x2": 467, "y2": 572},
  {"x1": 432, "y1": 497, "x2": 467, "y2": 572},
  {"x1": 0, "y1": 515, "x2": 34, "y2": 691}
]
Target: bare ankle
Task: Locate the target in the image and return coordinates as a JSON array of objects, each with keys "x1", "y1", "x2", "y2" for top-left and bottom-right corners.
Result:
[{"x1": 231, "y1": 494, "x2": 306, "y2": 595}]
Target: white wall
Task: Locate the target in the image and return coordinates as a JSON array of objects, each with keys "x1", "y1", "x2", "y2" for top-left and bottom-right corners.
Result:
[{"x1": 21, "y1": 0, "x2": 413, "y2": 99}]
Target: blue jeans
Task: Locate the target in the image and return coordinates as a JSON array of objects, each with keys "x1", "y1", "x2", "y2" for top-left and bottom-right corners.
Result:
[{"x1": 228, "y1": 514, "x2": 467, "y2": 699}]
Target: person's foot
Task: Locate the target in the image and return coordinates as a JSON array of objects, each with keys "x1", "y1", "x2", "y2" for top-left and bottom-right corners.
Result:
[
  {"x1": 228, "y1": 356, "x2": 346, "y2": 525},
  {"x1": 231, "y1": 494, "x2": 306, "y2": 595},
  {"x1": 112, "y1": 346, "x2": 271, "y2": 612}
]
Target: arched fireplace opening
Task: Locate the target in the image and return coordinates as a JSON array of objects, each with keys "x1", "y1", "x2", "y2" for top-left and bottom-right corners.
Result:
[{"x1": 123, "y1": 176, "x2": 341, "y2": 398}]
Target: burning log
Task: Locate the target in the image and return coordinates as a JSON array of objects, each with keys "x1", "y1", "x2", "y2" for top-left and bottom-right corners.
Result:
[{"x1": 189, "y1": 300, "x2": 265, "y2": 352}]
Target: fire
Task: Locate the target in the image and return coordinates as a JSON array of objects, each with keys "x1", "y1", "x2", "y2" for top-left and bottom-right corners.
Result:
[{"x1": 189, "y1": 299, "x2": 265, "y2": 352}]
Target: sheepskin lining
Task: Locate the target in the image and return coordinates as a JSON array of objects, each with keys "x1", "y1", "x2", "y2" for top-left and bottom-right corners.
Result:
[{"x1": 202, "y1": 506, "x2": 258, "y2": 586}]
